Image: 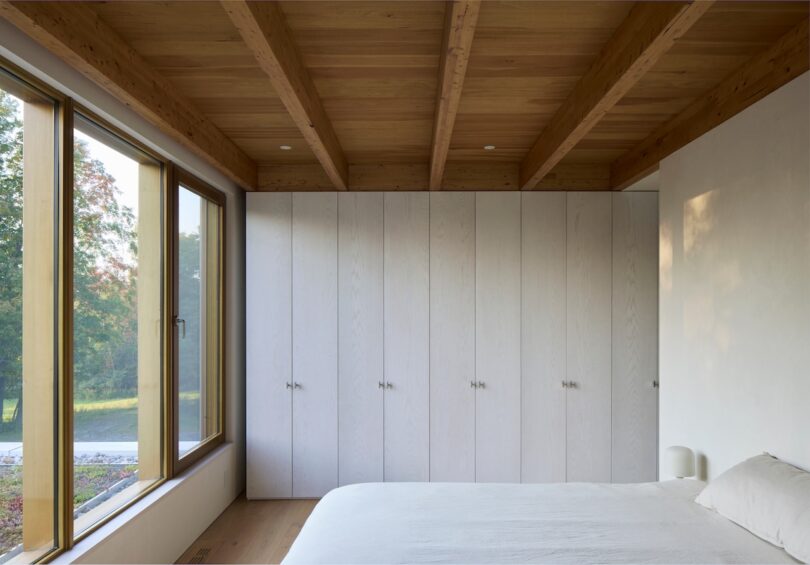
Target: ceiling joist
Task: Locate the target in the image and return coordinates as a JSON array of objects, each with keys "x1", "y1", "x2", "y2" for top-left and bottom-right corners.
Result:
[
  {"x1": 611, "y1": 17, "x2": 810, "y2": 190},
  {"x1": 519, "y1": 0, "x2": 713, "y2": 190},
  {"x1": 430, "y1": 0, "x2": 481, "y2": 191},
  {"x1": 0, "y1": 1, "x2": 258, "y2": 190},
  {"x1": 223, "y1": 0, "x2": 349, "y2": 190}
]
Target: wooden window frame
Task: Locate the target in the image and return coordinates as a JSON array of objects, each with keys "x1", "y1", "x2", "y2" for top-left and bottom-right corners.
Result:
[
  {"x1": 68, "y1": 106, "x2": 169, "y2": 546},
  {"x1": 170, "y1": 167, "x2": 226, "y2": 477},
  {"x1": 0, "y1": 56, "x2": 229, "y2": 562}
]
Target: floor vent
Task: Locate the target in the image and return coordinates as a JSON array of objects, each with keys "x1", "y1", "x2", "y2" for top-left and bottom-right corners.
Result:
[{"x1": 188, "y1": 547, "x2": 210, "y2": 564}]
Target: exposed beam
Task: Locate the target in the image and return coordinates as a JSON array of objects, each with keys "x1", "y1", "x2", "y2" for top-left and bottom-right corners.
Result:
[
  {"x1": 0, "y1": 1, "x2": 258, "y2": 190},
  {"x1": 519, "y1": 1, "x2": 713, "y2": 190},
  {"x1": 223, "y1": 0, "x2": 348, "y2": 190},
  {"x1": 258, "y1": 162, "x2": 610, "y2": 192},
  {"x1": 612, "y1": 17, "x2": 810, "y2": 190},
  {"x1": 430, "y1": 0, "x2": 481, "y2": 190}
]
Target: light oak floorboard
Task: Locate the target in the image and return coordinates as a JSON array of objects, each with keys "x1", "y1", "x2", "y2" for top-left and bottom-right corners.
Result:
[{"x1": 176, "y1": 497, "x2": 317, "y2": 564}]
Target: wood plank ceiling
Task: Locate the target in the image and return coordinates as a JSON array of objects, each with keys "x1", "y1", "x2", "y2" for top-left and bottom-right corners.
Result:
[{"x1": 3, "y1": 0, "x2": 807, "y2": 191}]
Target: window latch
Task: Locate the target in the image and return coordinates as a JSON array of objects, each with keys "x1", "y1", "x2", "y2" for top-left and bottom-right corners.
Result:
[{"x1": 174, "y1": 317, "x2": 186, "y2": 339}]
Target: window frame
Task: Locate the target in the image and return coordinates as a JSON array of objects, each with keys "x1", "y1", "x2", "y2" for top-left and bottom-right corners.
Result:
[
  {"x1": 0, "y1": 59, "x2": 65, "y2": 565},
  {"x1": 0, "y1": 56, "x2": 229, "y2": 561},
  {"x1": 170, "y1": 167, "x2": 226, "y2": 477},
  {"x1": 67, "y1": 105, "x2": 171, "y2": 546}
]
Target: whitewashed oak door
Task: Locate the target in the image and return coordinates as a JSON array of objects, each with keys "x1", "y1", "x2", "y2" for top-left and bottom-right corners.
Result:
[
  {"x1": 612, "y1": 192, "x2": 659, "y2": 483},
  {"x1": 292, "y1": 193, "x2": 338, "y2": 497},
  {"x1": 475, "y1": 193, "x2": 521, "y2": 483},
  {"x1": 338, "y1": 193, "x2": 385, "y2": 486},
  {"x1": 429, "y1": 192, "x2": 476, "y2": 482},
  {"x1": 246, "y1": 193, "x2": 292, "y2": 498},
  {"x1": 383, "y1": 193, "x2": 430, "y2": 482},
  {"x1": 566, "y1": 192, "x2": 613, "y2": 482},
  {"x1": 521, "y1": 192, "x2": 567, "y2": 483}
]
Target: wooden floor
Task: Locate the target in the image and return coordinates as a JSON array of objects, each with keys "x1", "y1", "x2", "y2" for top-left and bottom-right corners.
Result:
[{"x1": 176, "y1": 496, "x2": 317, "y2": 564}]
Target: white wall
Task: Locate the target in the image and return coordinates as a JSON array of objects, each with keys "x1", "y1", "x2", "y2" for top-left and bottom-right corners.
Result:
[
  {"x1": 0, "y1": 19, "x2": 245, "y2": 563},
  {"x1": 659, "y1": 72, "x2": 810, "y2": 480}
]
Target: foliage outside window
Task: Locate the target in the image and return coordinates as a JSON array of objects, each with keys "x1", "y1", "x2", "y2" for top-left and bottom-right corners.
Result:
[
  {"x1": 71, "y1": 114, "x2": 164, "y2": 540},
  {"x1": 0, "y1": 60, "x2": 227, "y2": 561},
  {"x1": 0, "y1": 70, "x2": 59, "y2": 563},
  {"x1": 173, "y1": 173, "x2": 225, "y2": 474}
]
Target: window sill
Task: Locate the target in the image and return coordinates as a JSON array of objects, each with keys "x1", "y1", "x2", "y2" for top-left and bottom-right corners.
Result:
[{"x1": 51, "y1": 442, "x2": 239, "y2": 564}]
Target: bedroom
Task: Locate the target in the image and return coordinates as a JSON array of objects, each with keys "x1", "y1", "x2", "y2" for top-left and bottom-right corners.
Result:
[{"x1": 0, "y1": 1, "x2": 808, "y2": 564}]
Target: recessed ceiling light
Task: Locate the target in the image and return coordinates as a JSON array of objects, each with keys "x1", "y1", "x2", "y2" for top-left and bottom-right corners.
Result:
[
  {"x1": 279, "y1": 145, "x2": 293, "y2": 151},
  {"x1": 483, "y1": 145, "x2": 496, "y2": 151}
]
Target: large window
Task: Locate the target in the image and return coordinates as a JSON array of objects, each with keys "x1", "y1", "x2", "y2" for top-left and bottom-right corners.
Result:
[
  {"x1": 173, "y1": 172, "x2": 224, "y2": 473},
  {"x1": 0, "y1": 70, "x2": 59, "y2": 563},
  {"x1": 0, "y1": 59, "x2": 227, "y2": 561},
  {"x1": 71, "y1": 114, "x2": 164, "y2": 539}
]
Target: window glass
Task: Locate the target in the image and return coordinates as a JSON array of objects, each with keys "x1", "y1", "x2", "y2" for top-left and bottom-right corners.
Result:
[
  {"x1": 177, "y1": 184, "x2": 221, "y2": 459},
  {"x1": 0, "y1": 76, "x2": 57, "y2": 562},
  {"x1": 72, "y1": 115, "x2": 162, "y2": 538}
]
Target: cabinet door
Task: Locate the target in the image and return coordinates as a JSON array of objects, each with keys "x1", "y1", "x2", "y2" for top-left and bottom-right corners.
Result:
[
  {"x1": 338, "y1": 193, "x2": 384, "y2": 486},
  {"x1": 384, "y1": 193, "x2": 430, "y2": 482},
  {"x1": 521, "y1": 193, "x2": 567, "y2": 483},
  {"x1": 246, "y1": 194, "x2": 292, "y2": 498},
  {"x1": 430, "y1": 192, "x2": 476, "y2": 482},
  {"x1": 612, "y1": 192, "x2": 659, "y2": 482},
  {"x1": 566, "y1": 192, "x2": 612, "y2": 482},
  {"x1": 475, "y1": 193, "x2": 521, "y2": 482},
  {"x1": 292, "y1": 193, "x2": 338, "y2": 497}
]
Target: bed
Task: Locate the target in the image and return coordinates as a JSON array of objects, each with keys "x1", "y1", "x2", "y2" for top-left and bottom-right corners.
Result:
[{"x1": 282, "y1": 480, "x2": 797, "y2": 564}]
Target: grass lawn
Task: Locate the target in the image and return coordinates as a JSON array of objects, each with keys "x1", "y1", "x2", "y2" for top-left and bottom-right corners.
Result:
[{"x1": 0, "y1": 393, "x2": 202, "y2": 442}]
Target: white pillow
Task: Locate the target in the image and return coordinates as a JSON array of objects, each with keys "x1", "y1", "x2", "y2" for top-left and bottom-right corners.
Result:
[
  {"x1": 784, "y1": 509, "x2": 810, "y2": 564},
  {"x1": 695, "y1": 453, "x2": 810, "y2": 555}
]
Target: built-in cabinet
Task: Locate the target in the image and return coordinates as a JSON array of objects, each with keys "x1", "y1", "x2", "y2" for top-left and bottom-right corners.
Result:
[{"x1": 247, "y1": 191, "x2": 658, "y2": 498}]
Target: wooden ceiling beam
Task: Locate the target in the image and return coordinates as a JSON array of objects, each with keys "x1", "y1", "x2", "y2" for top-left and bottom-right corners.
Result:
[
  {"x1": 430, "y1": 0, "x2": 481, "y2": 191},
  {"x1": 223, "y1": 0, "x2": 348, "y2": 190},
  {"x1": 611, "y1": 17, "x2": 810, "y2": 190},
  {"x1": 519, "y1": 1, "x2": 713, "y2": 190},
  {"x1": 258, "y1": 162, "x2": 610, "y2": 192},
  {"x1": 0, "y1": 1, "x2": 258, "y2": 190}
]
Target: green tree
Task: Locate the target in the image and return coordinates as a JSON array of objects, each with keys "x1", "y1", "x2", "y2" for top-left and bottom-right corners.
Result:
[
  {"x1": 0, "y1": 91, "x2": 23, "y2": 426},
  {"x1": 0, "y1": 88, "x2": 140, "y2": 436},
  {"x1": 72, "y1": 138, "x2": 138, "y2": 400}
]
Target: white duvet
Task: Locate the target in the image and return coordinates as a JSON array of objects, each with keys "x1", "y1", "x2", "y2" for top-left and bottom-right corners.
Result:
[{"x1": 283, "y1": 480, "x2": 798, "y2": 564}]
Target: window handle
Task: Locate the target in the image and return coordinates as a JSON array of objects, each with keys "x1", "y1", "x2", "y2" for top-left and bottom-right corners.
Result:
[
  {"x1": 174, "y1": 317, "x2": 186, "y2": 339},
  {"x1": 286, "y1": 382, "x2": 293, "y2": 390}
]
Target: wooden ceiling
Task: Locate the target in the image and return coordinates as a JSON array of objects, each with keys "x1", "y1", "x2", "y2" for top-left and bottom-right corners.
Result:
[{"x1": 2, "y1": 1, "x2": 807, "y2": 191}]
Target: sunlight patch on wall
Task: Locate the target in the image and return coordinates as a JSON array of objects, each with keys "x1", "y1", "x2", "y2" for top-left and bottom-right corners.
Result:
[{"x1": 684, "y1": 191, "x2": 715, "y2": 256}]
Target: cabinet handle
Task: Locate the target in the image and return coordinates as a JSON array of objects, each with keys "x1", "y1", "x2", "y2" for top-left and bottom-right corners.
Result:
[
  {"x1": 561, "y1": 380, "x2": 568, "y2": 389},
  {"x1": 286, "y1": 382, "x2": 292, "y2": 389},
  {"x1": 568, "y1": 381, "x2": 577, "y2": 389},
  {"x1": 293, "y1": 382, "x2": 302, "y2": 389},
  {"x1": 386, "y1": 382, "x2": 393, "y2": 389},
  {"x1": 652, "y1": 380, "x2": 659, "y2": 389},
  {"x1": 477, "y1": 381, "x2": 486, "y2": 389},
  {"x1": 470, "y1": 381, "x2": 477, "y2": 389},
  {"x1": 378, "y1": 381, "x2": 385, "y2": 389}
]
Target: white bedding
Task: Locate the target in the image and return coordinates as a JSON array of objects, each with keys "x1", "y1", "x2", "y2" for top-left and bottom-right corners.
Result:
[{"x1": 283, "y1": 481, "x2": 798, "y2": 564}]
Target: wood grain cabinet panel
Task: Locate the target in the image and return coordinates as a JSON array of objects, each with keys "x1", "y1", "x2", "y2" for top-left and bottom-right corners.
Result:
[
  {"x1": 292, "y1": 193, "x2": 338, "y2": 497},
  {"x1": 338, "y1": 193, "x2": 385, "y2": 486},
  {"x1": 429, "y1": 192, "x2": 477, "y2": 482},
  {"x1": 384, "y1": 193, "x2": 430, "y2": 482},
  {"x1": 521, "y1": 192, "x2": 567, "y2": 483},
  {"x1": 612, "y1": 192, "x2": 659, "y2": 483},
  {"x1": 566, "y1": 192, "x2": 613, "y2": 483},
  {"x1": 246, "y1": 193, "x2": 292, "y2": 498},
  {"x1": 475, "y1": 193, "x2": 521, "y2": 483}
]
